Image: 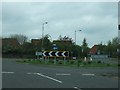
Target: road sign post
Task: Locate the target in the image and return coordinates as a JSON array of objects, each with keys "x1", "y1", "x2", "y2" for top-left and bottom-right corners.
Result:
[
  {"x1": 54, "y1": 57, "x2": 56, "y2": 64},
  {"x1": 48, "y1": 57, "x2": 50, "y2": 63},
  {"x1": 64, "y1": 57, "x2": 66, "y2": 65},
  {"x1": 45, "y1": 57, "x2": 47, "y2": 64}
]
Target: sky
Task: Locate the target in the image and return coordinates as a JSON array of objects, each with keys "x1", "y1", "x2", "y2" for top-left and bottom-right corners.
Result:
[{"x1": 1, "y1": 1, "x2": 118, "y2": 47}]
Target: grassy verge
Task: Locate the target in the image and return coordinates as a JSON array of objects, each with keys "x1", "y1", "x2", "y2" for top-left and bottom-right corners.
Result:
[{"x1": 16, "y1": 59, "x2": 119, "y2": 68}]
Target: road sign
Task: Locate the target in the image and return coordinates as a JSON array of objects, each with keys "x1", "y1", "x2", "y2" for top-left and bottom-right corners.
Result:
[
  {"x1": 35, "y1": 52, "x2": 42, "y2": 56},
  {"x1": 42, "y1": 51, "x2": 69, "y2": 57},
  {"x1": 52, "y1": 44, "x2": 58, "y2": 50}
]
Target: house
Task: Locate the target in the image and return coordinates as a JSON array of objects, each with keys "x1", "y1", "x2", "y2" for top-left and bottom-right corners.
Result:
[
  {"x1": 31, "y1": 39, "x2": 42, "y2": 46},
  {"x1": 2, "y1": 38, "x2": 20, "y2": 48},
  {"x1": 53, "y1": 40, "x2": 73, "y2": 45},
  {"x1": 89, "y1": 45, "x2": 99, "y2": 55},
  {"x1": 89, "y1": 45, "x2": 108, "y2": 59}
]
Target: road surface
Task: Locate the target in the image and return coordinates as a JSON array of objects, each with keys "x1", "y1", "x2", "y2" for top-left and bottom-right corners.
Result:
[{"x1": 2, "y1": 58, "x2": 119, "y2": 89}]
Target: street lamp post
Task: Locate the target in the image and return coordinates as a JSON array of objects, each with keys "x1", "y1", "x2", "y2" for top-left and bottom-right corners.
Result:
[
  {"x1": 75, "y1": 30, "x2": 82, "y2": 45},
  {"x1": 74, "y1": 30, "x2": 82, "y2": 67},
  {"x1": 42, "y1": 22, "x2": 48, "y2": 51}
]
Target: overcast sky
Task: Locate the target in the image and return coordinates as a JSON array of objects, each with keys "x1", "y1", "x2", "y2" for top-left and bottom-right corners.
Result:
[{"x1": 2, "y1": 2, "x2": 118, "y2": 47}]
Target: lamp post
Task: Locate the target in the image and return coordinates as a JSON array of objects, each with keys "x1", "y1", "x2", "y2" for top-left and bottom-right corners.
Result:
[
  {"x1": 42, "y1": 22, "x2": 48, "y2": 51},
  {"x1": 74, "y1": 30, "x2": 82, "y2": 67},
  {"x1": 75, "y1": 30, "x2": 82, "y2": 45}
]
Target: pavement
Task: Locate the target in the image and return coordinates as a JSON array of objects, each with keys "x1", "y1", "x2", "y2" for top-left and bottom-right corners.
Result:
[{"x1": 1, "y1": 58, "x2": 119, "y2": 89}]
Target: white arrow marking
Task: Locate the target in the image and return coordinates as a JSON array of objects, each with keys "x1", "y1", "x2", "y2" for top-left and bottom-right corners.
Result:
[
  {"x1": 62, "y1": 51, "x2": 66, "y2": 57},
  {"x1": 43, "y1": 51, "x2": 46, "y2": 56},
  {"x1": 49, "y1": 51, "x2": 53, "y2": 57},
  {"x1": 55, "y1": 51, "x2": 59, "y2": 57}
]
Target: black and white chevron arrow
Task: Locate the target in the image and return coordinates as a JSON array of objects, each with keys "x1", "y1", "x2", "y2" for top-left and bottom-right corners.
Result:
[{"x1": 42, "y1": 51, "x2": 69, "y2": 57}]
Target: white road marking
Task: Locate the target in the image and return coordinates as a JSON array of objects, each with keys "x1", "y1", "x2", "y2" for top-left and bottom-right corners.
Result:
[
  {"x1": 1, "y1": 72, "x2": 14, "y2": 74},
  {"x1": 82, "y1": 74, "x2": 95, "y2": 76},
  {"x1": 36, "y1": 73, "x2": 63, "y2": 83},
  {"x1": 27, "y1": 72, "x2": 63, "y2": 84},
  {"x1": 73, "y1": 87, "x2": 82, "y2": 90},
  {"x1": 56, "y1": 73, "x2": 71, "y2": 76},
  {"x1": 27, "y1": 72, "x2": 34, "y2": 74}
]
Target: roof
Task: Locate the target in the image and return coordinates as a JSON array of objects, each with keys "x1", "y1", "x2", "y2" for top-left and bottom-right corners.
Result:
[
  {"x1": 2, "y1": 38, "x2": 20, "y2": 48},
  {"x1": 89, "y1": 45, "x2": 98, "y2": 55}
]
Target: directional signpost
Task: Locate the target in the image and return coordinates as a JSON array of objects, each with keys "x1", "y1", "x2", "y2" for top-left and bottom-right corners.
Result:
[{"x1": 42, "y1": 51, "x2": 69, "y2": 65}]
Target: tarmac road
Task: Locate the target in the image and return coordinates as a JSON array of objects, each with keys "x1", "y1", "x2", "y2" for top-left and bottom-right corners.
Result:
[{"x1": 2, "y1": 58, "x2": 119, "y2": 89}]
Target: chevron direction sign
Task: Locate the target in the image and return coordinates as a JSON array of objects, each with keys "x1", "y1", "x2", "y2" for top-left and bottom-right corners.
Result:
[{"x1": 42, "y1": 51, "x2": 69, "y2": 57}]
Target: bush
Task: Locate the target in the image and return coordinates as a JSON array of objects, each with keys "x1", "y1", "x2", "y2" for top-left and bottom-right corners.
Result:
[
  {"x1": 83, "y1": 62, "x2": 87, "y2": 65},
  {"x1": 28, "y1": 59, "x2": 31, "y2": 61},
  {"x1": 107, "y1": 64, "x2": 110, "y2": 66},
  {"x1": 78, "y1": 60, "x2": 82, "y2": 63},
  {"x1": 97, "y1": 61, "x2": 101, "y2": 64},
  {"x1": 58, "y1": 61, "x2": 63, "y2": 64},
  {"x1": 50, "y1": 60, "x2": 54, "y2": 64},
  {"x1": 23, "y1": 60, "x2": 26, "y2": 62},
  {"x1": 118, "y1": 64, "x2": 120, "y2": 67},
  {"x1": 88, "y1": 61, "x2": 92, "y2": 64},
  {"x1": 70, "y1": 60, "x2": 75, "y2": 64},
  {"x1": 39, "y1": 60, "x2": 41, "y2": 63}
]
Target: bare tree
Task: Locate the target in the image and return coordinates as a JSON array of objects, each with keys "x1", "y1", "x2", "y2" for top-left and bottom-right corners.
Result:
[{"x1": 10, "y1": 34, "x2": 28, "y2": 45}]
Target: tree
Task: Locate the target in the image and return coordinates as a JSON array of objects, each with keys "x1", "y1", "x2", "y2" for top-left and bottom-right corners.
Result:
[
  {"x1": 81, "y1": 38, "x2": 89, "y2": 57},
  {"x1": 10, "y1": 34, "x2": 28, "y2": 45},
  {"x1": 111, "y1": 37, "x2": 119, "y2": 57},
  {"x1": 58, "y1": 35, "x2": 62, "y2": 40},
  {"x1": 103, "y1": 37, "x2": 119, "y2": 58},
  {"x1": 82, "y1": 38, "x2": 88, "y2": 47},
  {"x1": 43, "y1": 34, "x2": 52, "y2": 50},
  {"x1": 105, "y1": 40, "x2": 113, "y2": 56}
]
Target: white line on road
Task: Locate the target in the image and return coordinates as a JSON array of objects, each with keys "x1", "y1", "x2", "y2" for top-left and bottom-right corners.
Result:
[
  {"x1": 82, "y1": 74, "x2": 95, "y2": 76},
  {"x1": 27, "y1": 72, "x2": 36, "y2": 74},
  {"x1": 36, "y1": 73, "x2": 63, "y2": 84},
  {"x1": 1, "y1": 72, "x2": 14, "y2": 74},
  {"x1": 27, "y1": 72, "x2": 63, "y2": 84},
  {"x1": 73, "y1": 87, "x2": 82, "y2": 90},
  {"x1": 56, "y1": 73, "x2": 71, "y2": 76}
]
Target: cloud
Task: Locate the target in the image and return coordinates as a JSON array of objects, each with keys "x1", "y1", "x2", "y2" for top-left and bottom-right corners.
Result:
[{"x1": 2, "y1": 2, "x2": 118, "y2": 47}]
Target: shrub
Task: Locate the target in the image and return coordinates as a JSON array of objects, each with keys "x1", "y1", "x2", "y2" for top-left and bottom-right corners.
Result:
[
  {"x1": 28, "y1": 59, "x2": 31, "y2": 61},
  {"x1": 118, "y1": 64, "x2": 120, "y2": 67},
  {"x1": 50, "y1": 60, "x2": 54, "y2": 64},
  {"x1": 83, "y1": 62, "x2": 87, "y2": 65},
  {"x1": 97, "y1": 61, "x2": 101, "y2": 64},
  {"x1": 58, "y1": 61, "x2": 63, "y2": 64},
  {"x1": 23, "y1": 60, "x2": 26, "y2": 62},
  {"x1": 78, "y1": 60, "x2": 82, "y2": 63},
  {"x1": 70, "y1": 60, "x2": 75, "y2": 64},
  {"x1": 39, "y1": 60, "x2": 41, "y2": 63},
  {"x1": 107, "y1": 64, "x2": 110, "y2": 66},
  {"x1": 88, "y1": 61, "x2": 92, "y2": 64}
]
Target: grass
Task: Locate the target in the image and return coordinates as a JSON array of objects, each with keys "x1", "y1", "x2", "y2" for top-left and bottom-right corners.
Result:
[{"x1": 16, "y1": 59, "x2": 119, "y2": 68}]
